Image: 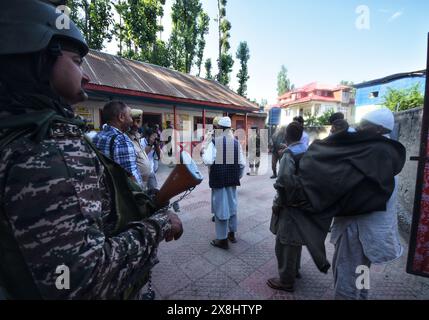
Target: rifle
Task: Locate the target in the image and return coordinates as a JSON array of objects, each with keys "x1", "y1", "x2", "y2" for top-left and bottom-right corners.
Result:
[{"x1": 154, "y1": 151, "x2": 204, "y2": 209}]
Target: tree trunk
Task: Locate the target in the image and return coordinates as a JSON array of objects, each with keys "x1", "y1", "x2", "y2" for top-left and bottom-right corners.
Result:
[{"x1": 217, "y1": 0, "x2": 222, "y2": 81}]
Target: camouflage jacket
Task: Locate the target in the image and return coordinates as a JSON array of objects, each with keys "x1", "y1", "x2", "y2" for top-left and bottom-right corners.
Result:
[{"x1": 0, "y1": 110, "x2": 171, "y2": 299}]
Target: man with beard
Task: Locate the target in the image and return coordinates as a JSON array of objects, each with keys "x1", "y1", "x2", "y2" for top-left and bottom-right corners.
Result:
[{"x1": 93, "y1": 101, "x2": 144, "y2": 187}]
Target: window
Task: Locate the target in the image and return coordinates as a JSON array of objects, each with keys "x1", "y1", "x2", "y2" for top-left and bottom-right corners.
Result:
[
  {"x1": 314, "y1": 104, "x2": 321, "y2": 115},
  {"x1": 194, "y1": 116, "x2": 214, "y2": 140},
  {"x1": 369, "y1": 91, "x2": 379, "y2": 98}
]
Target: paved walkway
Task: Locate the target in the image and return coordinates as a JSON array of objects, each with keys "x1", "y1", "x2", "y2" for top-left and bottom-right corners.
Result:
[{"x1": 150, "y1": 160, "x2": 429, "y2": 300}]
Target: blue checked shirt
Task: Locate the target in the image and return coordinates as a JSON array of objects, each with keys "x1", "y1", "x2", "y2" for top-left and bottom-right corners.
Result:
[{"x1": 93, "y1": 124, "x2": 143, "y2": 187}]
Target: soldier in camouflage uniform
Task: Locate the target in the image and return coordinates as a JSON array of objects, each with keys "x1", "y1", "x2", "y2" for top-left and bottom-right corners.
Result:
[{"x1": 0, "y1": 0, "x2": 183, "y2": 299}]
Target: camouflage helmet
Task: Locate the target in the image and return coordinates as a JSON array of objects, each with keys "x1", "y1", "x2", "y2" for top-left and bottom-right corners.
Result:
[{"x1": 0, "y1": 0, "x2": 88, "y2": 56}]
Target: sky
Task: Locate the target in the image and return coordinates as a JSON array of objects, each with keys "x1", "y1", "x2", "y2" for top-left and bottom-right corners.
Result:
[{"x1": 105, "y1": 0, "x2": 429, "y2": 105}]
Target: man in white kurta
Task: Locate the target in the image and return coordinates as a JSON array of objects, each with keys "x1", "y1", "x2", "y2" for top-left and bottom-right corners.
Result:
[{"x1": 202, "y1": 117, "x2": 245, "y2": 249}]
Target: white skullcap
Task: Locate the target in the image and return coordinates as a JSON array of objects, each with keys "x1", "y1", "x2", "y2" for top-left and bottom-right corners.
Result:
[
  {"x1": 218, "y1": 116, "x2": 232, "y2": 128},
  {"x1": 131, "y1": 109, "x2": 143, "y2": 118},
  {"x1": 361, "y1": 107, "x2": 394, "y2": 132}
]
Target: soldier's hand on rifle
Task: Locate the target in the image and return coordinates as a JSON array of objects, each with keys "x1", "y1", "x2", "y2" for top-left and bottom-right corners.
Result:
[{"x1": 165, "y1": 212, "x2": 183, "y2": 242}]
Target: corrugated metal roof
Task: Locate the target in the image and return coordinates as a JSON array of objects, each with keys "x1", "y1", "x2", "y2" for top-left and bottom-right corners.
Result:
[
  {"x1": 82, "y1": 50, "x2": 259, "y2": 112},
  {"x1": 353, "y1": 69, "x2": 426, "y2": 89}
]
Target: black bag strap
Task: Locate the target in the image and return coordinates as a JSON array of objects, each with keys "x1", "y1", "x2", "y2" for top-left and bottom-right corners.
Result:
[{"x1": 109, "y1": 134, "x2": 119, "y2": 160}]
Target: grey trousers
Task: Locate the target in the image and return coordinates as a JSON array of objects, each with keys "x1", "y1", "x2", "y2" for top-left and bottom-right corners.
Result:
[
  {"x1": 275, "y1": 238, "x2": 302, "y2": 286},
  {"x1": 332, "y1": 224, "x2": 371, "y2": 300}
]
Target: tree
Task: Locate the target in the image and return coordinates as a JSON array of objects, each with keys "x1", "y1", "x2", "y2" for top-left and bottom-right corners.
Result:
[
  {"x1": 195, "y1": 11, "x2": 210, "y2": 76},
  {"x1": 205, "y1": 58, "x2": 213, "y2": 79},
  {"x1": 339, "y1": 80, "x2": 356, "y2": 97},
  {"x1": 277, "y1": 65, "x2": 293, "y2": 96},
  {"x1": 236, "y1": 41, "x2": 250, "y2": 97},
  {"x1": 383, "y1": 83, "x2": 424, "y2": 112},
  {"x1": 216, "y1": 0, "x2": 234, "y2": 86},
  {"x1": 69, "y1": 0, "x2": 113, "y2": 50},
  {"x1": 114, "y1": 0, "x2": 166, "y2": 64},
  {"x1": 169, "y1": 0, "x2": 204, "y2": 73},
  {"x1": 304, "y1": 109, "x2": 334, "y2": 126}
]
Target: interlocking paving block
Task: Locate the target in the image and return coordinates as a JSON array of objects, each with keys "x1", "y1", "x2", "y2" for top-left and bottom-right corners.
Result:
[
  {"x1": 151, "y1": 257, "x2": 192, "y2": 299},
  {"x1": 239, "y1": 217, "x2": 264, "y2": 233},
  {"x1": 237, "y1": 244, "x2": 275, "y2": 269},
  {"x1": 187, "y1": 235, "x2": 214, "y2": 255},
  {"x1": 227, "y1": 238, "x2": 253, "y2": 255},
  {"x1": 202, "y1": 246, "x2": 235, "y2": 266},
  {"x1": 169, "y1": 244, "x2": 200, "y2": 266},
  {"x1": 238, "y1": 229, "x2": 268, "y2": 246},
  {"x1": 219, "y1": 257, "x2": 257, "y2": 283},
  {"x1": 258, "y1": 257, "x2": 278, "y2": 277},
  {"x1": 269, "y1": 291, "x2": 297, "y2": 300},
  {"x1": 369, "y1": 279, "x2": 420, "y2": 300},
  {"x1": 295, "y1": 265, "x2": 333, "y2": 299},
  {"x1": 239, "y1": 270, "x2": 276, "y2": 300},
  {"x1": 222, "y1": 286, "x2": 262, "y2": 300},
  {"x1": 248, "y1": 212, "x2": 271, "y2": 223},
  {"x1": 181, "y1": 200, "x2": 211, "y2": 212},
  {"x1": 171, "y1": 269, "x2": 238, "y2": 300},
  {"x1": 179, "y1": 256, "x2": 216, "y2": 281}
]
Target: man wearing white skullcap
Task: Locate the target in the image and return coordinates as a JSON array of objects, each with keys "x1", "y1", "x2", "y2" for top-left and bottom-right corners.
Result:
[
  {"x1": 330, "y1": 107, "x2": 403, "y2": 300},
  {"x1": 202, "y1": 116, "x2": 246, "y2": 249}
]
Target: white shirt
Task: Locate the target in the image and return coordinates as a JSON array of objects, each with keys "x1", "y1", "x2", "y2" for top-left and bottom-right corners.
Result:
[
  {"x1": 202, "y1": 136, "x2": 246, "y2": 167},
  {"x1": 140, "y1": 137, "x2": 155, "y2": 173}
]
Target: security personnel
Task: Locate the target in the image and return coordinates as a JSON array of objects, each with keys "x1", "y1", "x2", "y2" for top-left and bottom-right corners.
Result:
[{"x1": 0, "y1": 0, "x2": 182, "y2": 299}]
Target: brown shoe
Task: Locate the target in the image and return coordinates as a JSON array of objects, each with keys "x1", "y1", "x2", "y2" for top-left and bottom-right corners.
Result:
[
  {"x1": 227, "y1": 232, "x2": 237, "y2": 243},
  {"x1": 266, "y1": 278, "x2": 294, "y2": 292},
  {"x1": 210, "y1": 239, "x2": 229, "y2": 250}
]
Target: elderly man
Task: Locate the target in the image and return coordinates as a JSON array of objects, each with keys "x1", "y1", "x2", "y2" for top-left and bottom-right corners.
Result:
[
  {"x1": 127, "y1": 109, "x2": 152, "y2": 190},
  {"x1": 203, "y1": 117, "x2": 246, "y2": 249},
  {"x1": 330, "y1": 108, "x2": 403, "y2": 300}
]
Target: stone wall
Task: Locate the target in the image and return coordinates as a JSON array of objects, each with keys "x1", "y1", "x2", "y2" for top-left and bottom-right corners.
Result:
[
  {"x1": 305, "y1": 126, "x2": 330, "y2": 144},
  {"x1": 394, "y1": 107, "x2": 423, "y2": 239}
]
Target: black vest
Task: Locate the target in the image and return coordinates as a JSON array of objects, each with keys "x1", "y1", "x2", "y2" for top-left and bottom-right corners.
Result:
[{"x1": 209, "y1": 136, "x2": 241, "y2": 189}]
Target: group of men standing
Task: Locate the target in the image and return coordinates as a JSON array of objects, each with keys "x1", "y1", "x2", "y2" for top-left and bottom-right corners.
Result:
[
  {"x1": 267, "y1": 109, "x2": 405, "y2": 300},
  {"x1": 0, "y1": 0, "x2": 407, "y2": 301},
  {"x1": 91, "y1": 101, "x2": 161, "y2": 191}
]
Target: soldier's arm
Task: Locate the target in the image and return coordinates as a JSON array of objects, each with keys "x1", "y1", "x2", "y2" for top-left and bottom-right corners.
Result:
[{"x1": 1, "y1": 145, "x2": 170, "y2": 299}]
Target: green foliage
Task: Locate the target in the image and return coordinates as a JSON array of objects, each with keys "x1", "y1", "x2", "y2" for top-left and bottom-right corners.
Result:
[
  {"x1": 151, "y1": 39, "x2": 170, "y2": 67},
  {"x1": 217, "y1": 53, "x2": 234, "y2": 85},
  {"x1": 382, "y1": 83, "x2": 424, "y2": 112},
  {"x1": 195, "y1": 11, "x2": 210, "y2": 76},
  {"x1": 169, "y1": 0, "x2": 204, "y2": 73},
  {"x1": 304, "y1": 109, "x2": 335, "y2": 126},
  {"x1": 316, "y1": 109, "x2": 335, "y2": 125},
  {"x1": 205, "y1": 58, "x2": 213, "y2": 79},
  {"x1": 277, "y1": 65, "x2": 293, "y2": 96},
  {"x1": 303, "y1": 112, "x2": 319, "y2": 127},
  {"x1": 339, "y1": 80, "x2": 356, "y2": 97},
  {"x1": 216, "y1": 0, "x2": 233, "y2": 86},
  {"x1": 69, "y1": 0, "x2": 113, "y2": 50},
  {"x1": 236, "y1": 41, "x2": 250, "y2": 97},
  {"x1": 114, "y1": 0, "x2": 166, "y2": 65}
]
